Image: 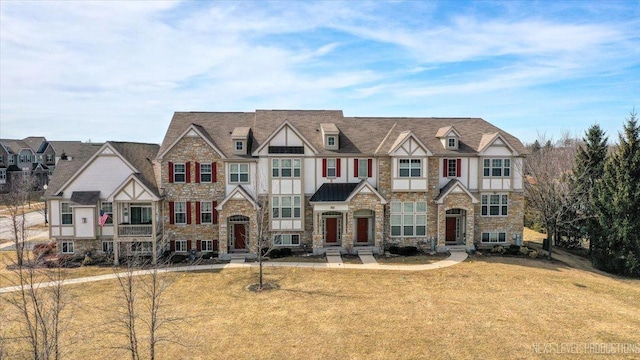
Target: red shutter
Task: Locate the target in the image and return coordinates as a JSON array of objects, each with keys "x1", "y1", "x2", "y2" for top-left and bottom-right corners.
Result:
[
  {"x1": 169, "y1": 202, "x2": 175, "y2": 224},
  {"x1": 186, "y1": 162, "x2": 191, "y2": 183},
  {"x1": 195, "y1": 162, "x2": 200, "y2": 183},
  {"x1": 212, "y1": 162, "x2": 217, "y2": 182},
  {"x1": 197, "y1": 240, "x2": 201, "y2": 251},
  {"x1": 196, "y1": 202, "x2": 201, "y2": 225},
  {"x1": 186, "y1": 201, "x2": 192, "y2": 224},
  {"x1": 187, "y1": 240, "x2": 192, "y2": 250},
  {"x1": 456, "y1": 159, "x2": 461, "y2": 177},
  {"x1": 322, "y1": 158, "x2": 327, "y2": 177},
  {"x1": 336, "y1": 159, "x2": 341, "y2": 177},
  {"x1": 443, "y1": 159, "x2": 447, "y2": 177},
  {"x1": 170, "y1": 240, "x2": 175, "y2": 251},
  {"x1": 213, "y1": 239, "x2": 219, "y2": 251},
  {"x1": 367, "y1": 159, "x2": 373, "y2": 177},
  {"x1": 213, "y1": 201, "x2": 218, "y2": 224},
  {"x1": 354, "y1": 159, "x2": 359, "y2": 177},
  {"x1": 168, "y1": 162, "x2": 174, "y2": 183}
]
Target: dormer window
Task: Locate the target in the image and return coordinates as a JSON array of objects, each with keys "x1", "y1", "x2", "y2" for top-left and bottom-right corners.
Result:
[
  {"x1": 448, "y1": 138, "x2": 456, "y2": 148},
  {"x1": 231, "y1": 127, "x2": 251, "y2": 155},
  {"x1": 235, "y1": 141, "x2": 244, "y2": 151},
  {"x1": 436, "y1": 126, "x2": 461, "y2": 150},
  {"x1": 321, "y1": 123, "x2": 340, "y2": 150},
  {"x1": 327, "y1": 136, "x2": 336, "y2": 147}
]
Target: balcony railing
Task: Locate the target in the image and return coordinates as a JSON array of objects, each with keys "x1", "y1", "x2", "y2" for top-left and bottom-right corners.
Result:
[{"x1": 118, "y1": 224, "x2": 153, "y2": 237}]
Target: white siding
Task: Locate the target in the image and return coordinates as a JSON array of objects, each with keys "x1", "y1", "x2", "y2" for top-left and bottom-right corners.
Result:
[
  {"x1": 482, "y1": 145, "x2": 512, "y2": 156},
  {"x1": 74, "y1": 207, "x2": 95, "y2": 238},
  {"x1": 65, "y1": 155, "x2": 133, "y2": 198},
  {"x1": 391, "y1": 157, "x2": 428, "y2": 192},
  {"x1": 114, "y1": 179, "x2": 155, "y2": 201},
  {"x1": 346, "y1": 157, "x2": 377, "y2": 188},
  {"x1": 50, "y1": 199, "x2": 60, "y2": 226},
  {"x1": 225, "y1": 162, "x2": 257, "y2": 195},
  {"x1": 469, "y1": 158, "x2": 478, "y2": 190},
  {"x1": 513, "y1": 158, "x2": 523, "y2": 190}
]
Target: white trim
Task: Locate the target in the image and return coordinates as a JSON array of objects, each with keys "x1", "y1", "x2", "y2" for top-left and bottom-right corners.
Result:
[
  {"x1": 157, "y1": 124, "x2": 226, "y2": 159},
  {"x1": 252, "y1": 120, "x2": 319, "y2": 156}
]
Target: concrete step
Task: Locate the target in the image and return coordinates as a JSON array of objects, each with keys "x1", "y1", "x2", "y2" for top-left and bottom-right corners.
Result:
[
  {"x1": 357, "y1": 249, "x2": 373, "y2": 256},
  {"x1": 230, "y1": 253, "x2": 248, "y2": 259},
  {"x1": 325, "y1": 248, "x2": 342, "y2": 256},
  {"x1": 447, "y1": 245, "x2": 468, "y2": 252}
]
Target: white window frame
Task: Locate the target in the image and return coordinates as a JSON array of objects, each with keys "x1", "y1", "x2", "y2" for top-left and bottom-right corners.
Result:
[
  {"x1": 483, "y1": 158, "x2": 511, "y2": 177},
  {"x1": 101, "y1": 202, "x2": 113, "y2": 225},
  {"x1": 46, "y1": 154, "x2": 53, "y2": 163},
  {"x1": 272, "y1": 158, "x2": 301, "y2": 178},
  {"x1": 481, "y1": 194, "x2": 508, "y2": 216},
  {"x1": 273, "y1": 234, "x2": 300, "y2": 246},
  {"x1": 399, "y1": 159, "x2": 421, "y2": 178},
  {"x1": 9, "y1": 156, "x2": 15, "y2": 164},
  {"x1": 390, "y1": 201, "x2": 426, "y2": 237},
  {"x1": 102, "y1": 241, "x2": 114, "y2": 253},
  {"x1": 447, "y1": 159, "x2": 457, "y2": 177},
  {"x1": 174, "y1": 201, "x2": 187, "y2": 224},
  {"x1": 201, "y1": 201, "x2": 212, "y2": 224},
  {"x1": 235, "y1": 141, "x2": 244, "y2": 152},
  {"x1": 326, "y1": 159, "x2": 336, "y2": 178},
  {"x1": 272, "y1": 195, "x2": 301, "y2": 219},
  {"x1": 175, "y1": 240, "x2": 188, "y2": 252},
  {"x1": 200, "y1": 163, "x2": 212, "y2": 183},
  {"x1": 358, "y1": 159, "x2": 369, "y2": 178},
  {"x1": 448, "y1": 138, "x2": 456, "y2": 148},
  {"x1": 61, "y1": 241, "x2": 74, "y2": 254},
  {"x1": 327, "y1": 136, "x2": 336, "y2": 147},
  {"x1": 482, "y1": 232, "x2": 507, "y2": 243},
  {"x1": 0, "y1": 170, "x2": 5, "y2": 184},
  {"x1": 61, "y1": 202, "x2": 73, "y2": 225},
  {"x1": 229, "y1": 163, "x2": 249, "y2": 183},
  {"x1": 174, "y1": 163, "x2": 186, "y2": 183},
  {"x1": 201, "y1": 240, "x2": 214, "y2": 252}
]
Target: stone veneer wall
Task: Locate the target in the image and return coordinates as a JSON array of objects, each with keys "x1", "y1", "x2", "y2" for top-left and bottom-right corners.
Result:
[
  {"x1": 473, "y1": 191, "x2": 524, "y2": 247},
  {"x1": 437, "y1": 193, "x2": 476, "y2": 250},
  {"x1": 346, "y1": 193, "x2": 385, "y2": 253},
  {"x1": 218, "y1": 198, "x2": 259, "y2": 254},
  {"x1": 161, "y1": 136, "x2": 225, "y2": 251}
]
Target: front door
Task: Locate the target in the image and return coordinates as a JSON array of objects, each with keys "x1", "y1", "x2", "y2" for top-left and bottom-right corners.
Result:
[
  {"x1": 325, "y1": 218, "x2": 338, "y2": 244},
  {"x1": 446, "y1": 217, "x2": 457, "y2": 243},
  {"x1": 234, "y1": 224, "x2": 246, "y2": 250},
  {"x1": 356, "y1": 218, "x2": 369, "y2": 243}
]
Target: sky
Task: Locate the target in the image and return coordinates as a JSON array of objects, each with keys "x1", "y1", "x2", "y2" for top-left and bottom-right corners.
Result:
[{"x1": 1, "y1": 0, "x2": 639, "y2": 145}]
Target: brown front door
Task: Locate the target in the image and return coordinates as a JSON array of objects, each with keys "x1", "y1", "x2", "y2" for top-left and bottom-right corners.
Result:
[
  {"x1": 356, "y1": 218, "x2": 369, "y2": 243},
  {"x1": 234, "y1": 224, "x2": 246, "y2": 250},
  {"x1": 445, "y1": 217, "x2": 456, "y2": 243},
  {"x1": 325, "y1": 218, "x2": 338, "y2": 244}
]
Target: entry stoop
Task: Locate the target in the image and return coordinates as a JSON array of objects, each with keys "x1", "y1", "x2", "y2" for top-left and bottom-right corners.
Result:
[
  {"x1": 357, "y1": 249, "x2": 378, "y2": 265},
  {"x1": 325, "y1": 248, "x2": 343, "y2": 265},
  {"x1": 229, "y1": 253, "x2": 247, "y2": 264},
  {"x1": 357, "y1": 249, "x2": 373, "y2": 256}
]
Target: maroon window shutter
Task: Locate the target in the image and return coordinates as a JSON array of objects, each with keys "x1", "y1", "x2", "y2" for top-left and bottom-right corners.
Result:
[
  {"x1": 367, "y1": 159, "x2": 373, "y2": 177},
  {"x1": 336, "y1": 159, "x2": 341, "y2": 177},
  {"x1": 456, "y1": 159, "x2": 461, "y2": 177},
  {"x1": 196, "y1": 202, "x2": 201, "y2": 224},
  {"x1": 213, "y1": 239, "x2": 219, "y2": 251},
  {"x1": 354, "y1": 159, "x2": 359, "y2": 177},
  {"x1": 186, "y1": 162, "x2": 191, "y2": 183},
  {"x1": 169, "y1": 202, "x2": 175, "y2": 224},
  {"x1": 186, "y1": 201, "x2": 192, "y2": 224},
  {"x1": 443, "y1": 159, "x2": 447, "y2": 177},
  {"x1": 168, "y1": 162, "x2": 174, "y2": 183},
  {"x1": 212, "y1": 162, "x2": 217, "y2": 182},
  {"x1": 170, "y1": 240, "x2": 175, "y2": 251},
  {"x1": 322, "y1": 158, "x2": 327, "y2": 177},
  {"x1": 213, "y1": 201, "x2": 218, "y2": 224},
  {"x1": 187, "y1": 240, "x2": 192, "y2": 250},
  {"x1": 195, "y1": 162, "x2": 200, "y2": 183},
  {"x1": 197, "y1": 240, "x2": 201, "y2": 251}
]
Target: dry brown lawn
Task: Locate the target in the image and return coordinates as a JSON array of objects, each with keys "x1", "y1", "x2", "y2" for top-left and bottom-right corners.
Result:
[
  {"x1": 2, "y1": 254, "x2": 639, "y2": 359},
  {"x1": 377, "y1": 254, "x2": 449, "y2": 264}
]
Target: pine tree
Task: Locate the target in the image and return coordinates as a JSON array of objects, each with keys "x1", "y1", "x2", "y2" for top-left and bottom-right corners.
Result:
[
  {"x1": 570, "y1": 124, "x2": 608, "y2": 253},
  {"x1": 592, "y1": 112, "x2": 640, "y2": 277}
]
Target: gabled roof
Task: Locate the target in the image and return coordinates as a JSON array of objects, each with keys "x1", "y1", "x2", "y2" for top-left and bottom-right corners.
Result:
[
  {"x1": 22, "y1": 137, "x2": 46, "y2": 152},
  {"x1": 44, "y1": 143, "x2": 103, "y2": 197},
  {"x1": 48, "y1": 141, "x2": 86, "y2": 157},
  {"x1": 216, "y1": 185, "x2": 259, "y2": 210},
  {"x1": 435, "y1": 126, "x2": 462, "y2": 138},
  {"x1": 107, "y1": 173, "x2": 162, "y2": 201},
  {"x1": 477, "y1": 132, "x2": 520, "y2": 155},
  {"x1": 345, "y1": 180, "x2": 387, "y2": 204},
  {"x1": 108, "y1": 142, "x2": 161, "y2": 197},
  {"x1": 253, "y1": 120, "x2": 319, "y2": 155},
  {"x1": 0, "y1": 139, "x2": 29, "y2": 154},
  {"x1": 387, "y1": 130, "x2": 433, "y2": 156},
  {"x1": 434, "y1": 179, "x2": 479, "y2": 204},
  {"x1": 309, "y1": 183, "x2": 360, "y2": 202},
  {"x1": 157, "y1": 123, "x2": 226, "y2": 159}
]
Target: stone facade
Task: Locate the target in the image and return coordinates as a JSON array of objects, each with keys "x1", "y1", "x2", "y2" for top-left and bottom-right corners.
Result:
[
  {"x1": 437, "y1": 193, "x2": 476, "y2": 251},
  {"x1": 473, "y1": 191, "x2": 524, "y2": 247},
  {"x1": 346, "y1": 192, "x2": 385, "y2": 253},
  {"x1": 218, "y1": 198, "x2": 259, "y2": 256}
]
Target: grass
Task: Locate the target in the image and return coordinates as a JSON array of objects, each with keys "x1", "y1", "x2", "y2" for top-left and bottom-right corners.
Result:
[{"x1": 2, "y1": 255, "x2": 639, "y2": 359}]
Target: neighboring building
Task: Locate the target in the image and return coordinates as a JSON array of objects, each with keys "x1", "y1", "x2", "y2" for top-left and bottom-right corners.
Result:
[
  {"x1": 44, "y1": 142, "x2": 163, "y2": 264},
  {"x1": 44, "y1": 110, "x2": 526, "y2": 260}
]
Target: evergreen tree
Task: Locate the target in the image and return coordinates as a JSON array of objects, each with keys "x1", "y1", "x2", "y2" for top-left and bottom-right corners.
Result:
[
  {"x1": 592, "y1": 112, "x2": 640, "y2": 277},
  {"x1": 570, "y1": 124, "x2": 608, "y2": 253}
]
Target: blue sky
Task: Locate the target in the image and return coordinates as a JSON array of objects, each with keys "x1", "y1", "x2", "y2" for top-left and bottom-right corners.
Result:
[{"x1": 1, "y1": 1, "x2": 638, "y2": 145}]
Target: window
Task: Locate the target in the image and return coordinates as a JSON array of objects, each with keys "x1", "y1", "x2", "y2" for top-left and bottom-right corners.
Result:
[
  {"x1": 61, "y1": 202, "x2": 73, "y2": 225},
  {"x1": 390, "y1": 201, "x2": 426, "y2": 237},
  {"x1": 272, "y1": 195, "x2": 301, "y2": 219},
  {"x1": 483, "y1": 158, "x2": 511, "y2": 177},
  {"x1": 274, "y1": 234, "x2": 300, "y2": 246},
  {"x1": 9, "y1": 156, "x2": 14, "y2": 164},
  {"x1": 174, "y1": 201, "x2": 187, "y2": 224},
  {"x1": 272, "y1": 159, "x2": 301, "y2": 178},
  {"x1": 175, "y1": 240, "x2": 188, "y2": 252},
  {"x1": 326, "y1": 159, "x2": 336, "y2": 177},
  {"x1": 200, "y1": 163, "x2": 212, "y2": 182},
  {"x1": 200, "y1": 201, "x2": 212, "y2": 224},
  {"x1": 201, "y1": 240, "x2": 214, "y2": 252},
  {"x1": 447, "y1": 159, "x2": 457, "y2": 177},
  {"x1": 399, "y1": 159, "x2": 421, "y2": 177},
  {"x1": 235, "y1": 141, "x2": 244, "y2": 151},
  {"x1": 174, "y1": 163, "x2": 186, "y2": 182},
  {"x1": 101, "y1": 202, "x2": 113, "y2": 225},
  {"x1": 0, "y1": 170, "x2": 5, "y2": 184},
  {"x1": 0, "y1": 155, "x2": 3, "y2": 163},
  {"x1": 357, "y1": 159, "x2": 370, "y2": 178},
  {"x1": 102, "y1": 241, "x2": 114, "y2": 253},
  {"x1": 46, "y1": 154, "x2": 53, "y2": 163},
  {"x1": 481, "y1": 194, "x2": 508, "y2": 216},
  {"x1": 482, "y1": 232, "x2": 507, "y2": 243},
  {"x1": 132, "y1": 242, "x2": 152, "y2": 253},
  {"x1": 327, "y1": 136, "x2": 335, "y2": 146},
  {"x1": 448, "y1": 138, "x2": 456, "y2": 147},
  {"x1": 229, "y1": 163, "x2": 249, "y2": 183},
  {"x1": 61, "y1": 241, "x2": 74, "y2": 254}
]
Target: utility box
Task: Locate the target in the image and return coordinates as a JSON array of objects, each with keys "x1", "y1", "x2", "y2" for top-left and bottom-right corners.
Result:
[{"x1": 542, "y1": 238, "x2": 550, "y2": 251}]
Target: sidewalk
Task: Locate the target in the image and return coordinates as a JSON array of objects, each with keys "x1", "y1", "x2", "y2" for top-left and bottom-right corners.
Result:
[{"x1": 0, "y1": 251, "x2": 468, "y2": 294}]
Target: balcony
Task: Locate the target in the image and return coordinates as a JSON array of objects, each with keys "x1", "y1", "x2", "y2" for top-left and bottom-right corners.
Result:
[{"x1": 118, "y1": 224, "x2": 153, "y2": 237}]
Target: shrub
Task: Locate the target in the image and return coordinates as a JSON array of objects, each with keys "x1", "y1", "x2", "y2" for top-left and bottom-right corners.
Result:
[
  {"x1": 398, "y1": 246, "x2": 418, "y2": 256},
  {"x1": 491, "y1": 245, "x2": 505, "y2": 254},
  {"x1": 269, "y1": 249, "x2": 282, "y2": 258},
  {"x1": 170, "y1": 254, "x2": 188, "y2": 263},
  {"x1": 519, "y1": 246, "x2": 530, "y2": 255},
  {"x1": 505, "y1": 245, "x2": 521, "y2": 255},
  {"x1": 388, "y1": 245, "x2": 399, "y2": 255},
  {"x1": 529, "y1": 250, "x2": 538, "y2": 259},
  {"x1": 279, "y1": 248, "x2": 292, "y2": 257}
]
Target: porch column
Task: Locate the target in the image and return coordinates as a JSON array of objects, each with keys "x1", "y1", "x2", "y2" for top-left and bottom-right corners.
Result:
[
  {"x1": 113, "y1": 205, "x2": 119, "y2": 265},
  {"x1": 151, "y1": 202, "x2": 157, "y2": 265}
]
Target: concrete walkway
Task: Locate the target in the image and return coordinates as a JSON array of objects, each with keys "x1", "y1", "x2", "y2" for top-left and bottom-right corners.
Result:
[{"x1": 0, "y1": 251, "x2": 468, "y2": 294}]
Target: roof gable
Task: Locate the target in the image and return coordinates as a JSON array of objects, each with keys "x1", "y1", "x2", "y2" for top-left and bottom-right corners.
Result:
[
  {"x1": 253, "y1": 120, "x2": 318, "y2": 156},
  {"x1": 109, "y1": 174, "x2": 161, "y2": 201},
  {"x1": 435, "y1": 126, "x2": 462, "y2": 138},
  {"x1": 157, "y1": 124, "x2": 226, "y2": 159},
  {"x1": 434, "y1": 179, "x2": 479, "y2": 204},
  {"x1": 388, "y1": 131, "x2": 433, "y2": 156},
  {"x1": 477, "y1": 133, "x2": 519, "y2": 156},
  {"x1": 345, "y1": 180, "x2": 387, "y2": 204},
  {"x1": 216, "y1": 185, "x2": 259, "y2": 210}
]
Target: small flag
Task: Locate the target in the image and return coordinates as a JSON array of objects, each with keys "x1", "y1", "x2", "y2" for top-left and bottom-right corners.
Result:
[{"x1": 99, "y1": 210, "x2": 110, "y2": 227}]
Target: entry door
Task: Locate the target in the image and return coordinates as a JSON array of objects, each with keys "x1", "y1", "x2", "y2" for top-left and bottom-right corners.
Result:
[
  {"x1": 325, "y1": 218, "x2": 338, "y2": 244},
  {"x1": 234, "y1": 224, "x2": 246, "y2": 250},
  {"x1": 356, "y1": 218, "x2": 369, "y2": 243},
  {"x1": 445, "y1": 218, "x2": 457, "y2": 242}
]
